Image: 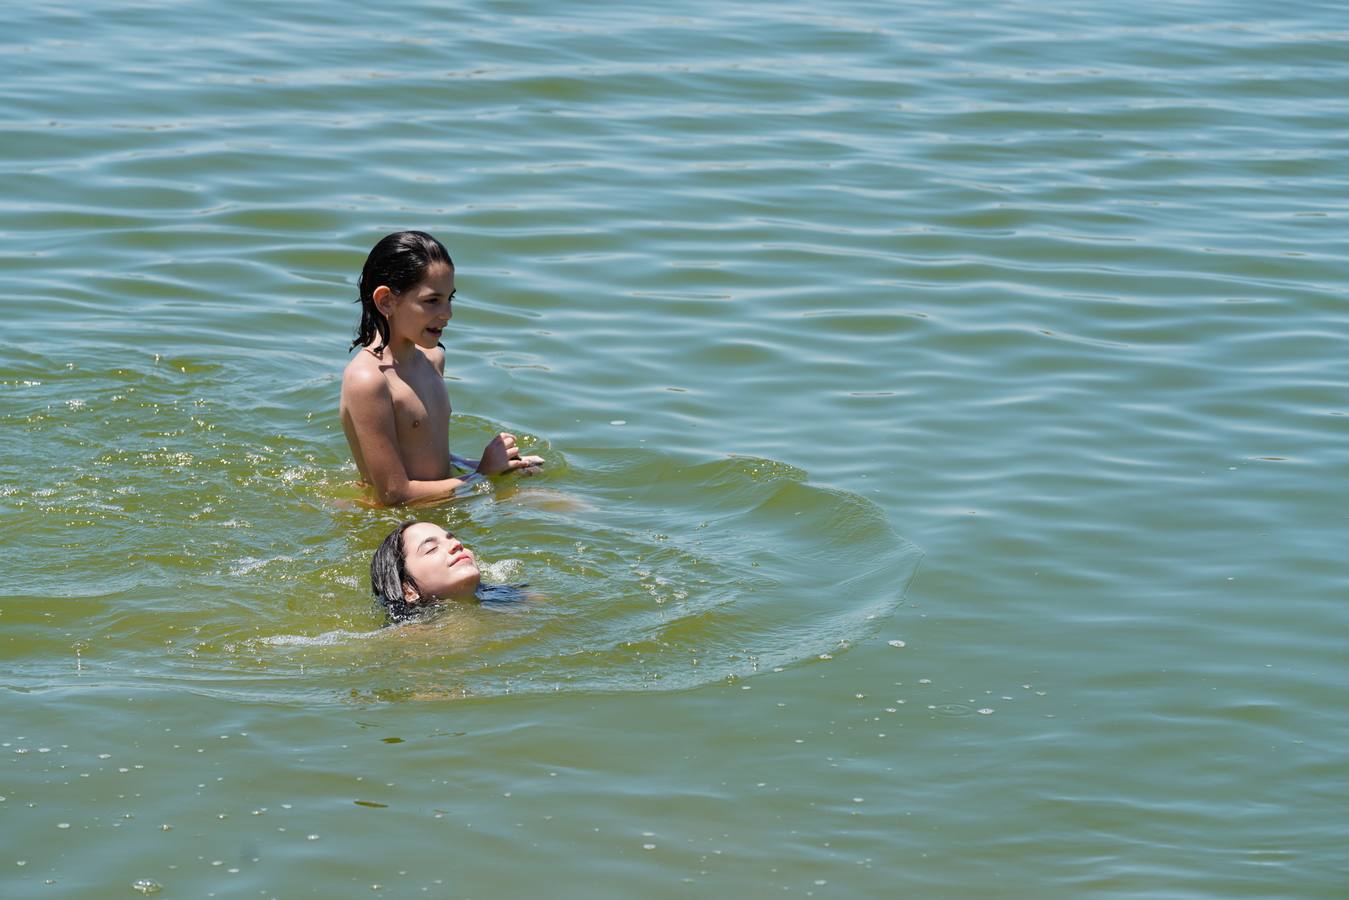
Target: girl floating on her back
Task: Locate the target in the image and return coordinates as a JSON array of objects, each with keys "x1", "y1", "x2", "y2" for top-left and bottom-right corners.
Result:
[
  {"x1": 369, "y1": 520, "x2": 530, "y2": 622},
  {"x1": 341, "y1": 231, "x2": 542, "y2": 506}
]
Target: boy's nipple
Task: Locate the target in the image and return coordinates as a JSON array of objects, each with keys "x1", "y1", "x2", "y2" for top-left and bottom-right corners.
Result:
[{"x1": 411, "y1": 418, "x2": 420, "y2": 429}]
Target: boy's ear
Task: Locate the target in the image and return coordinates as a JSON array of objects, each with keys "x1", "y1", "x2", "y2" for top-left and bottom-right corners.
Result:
[{"x1": 372, "y1": 285, "x2": 395, "y2": 316}]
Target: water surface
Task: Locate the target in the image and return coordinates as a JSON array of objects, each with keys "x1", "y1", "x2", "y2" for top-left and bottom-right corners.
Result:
[{"x1": 2, "y1": 0, "x2": 1347, "y2": 896}]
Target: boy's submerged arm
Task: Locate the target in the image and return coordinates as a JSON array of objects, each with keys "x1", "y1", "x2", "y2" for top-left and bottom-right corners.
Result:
[{"x1": 344, "y1": 367, "x2": 483, "y2": 506}]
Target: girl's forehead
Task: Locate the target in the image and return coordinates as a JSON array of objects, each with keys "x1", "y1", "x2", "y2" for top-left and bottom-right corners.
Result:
[{"x1": 404, "y1": 522, "x2": 452, "y2": 547}]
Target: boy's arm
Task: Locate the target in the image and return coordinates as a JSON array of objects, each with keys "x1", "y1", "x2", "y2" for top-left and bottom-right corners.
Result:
[{"x1": 344, "y1": 368, "x2": 484, "y2": 506}]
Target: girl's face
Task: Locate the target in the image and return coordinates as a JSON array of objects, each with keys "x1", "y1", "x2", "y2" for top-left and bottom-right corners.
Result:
[
  {"x1": 379, "y1": 263, "x2": 456, "y2": 349},
  {"x1": 401, "y1": 522, "x2": 480, "y2": 603}
]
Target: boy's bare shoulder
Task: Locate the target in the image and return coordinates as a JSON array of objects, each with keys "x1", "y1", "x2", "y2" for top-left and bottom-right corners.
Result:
[{"x1": 342, "y1": 349, "x2": 390, "y2": 397}]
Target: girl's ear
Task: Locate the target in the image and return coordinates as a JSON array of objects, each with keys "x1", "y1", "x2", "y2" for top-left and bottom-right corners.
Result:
[
  {"x1": 372, "y1": 285, "x2": 396, "y2": 317},
  {"x1": 401, "y1": 581, "x2": 421, "y2": 604}
]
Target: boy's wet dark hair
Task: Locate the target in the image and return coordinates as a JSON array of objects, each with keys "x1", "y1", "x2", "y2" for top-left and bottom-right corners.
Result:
[
  {"x1": 370, "y1": 521, "x2": 423, "y2": 622},
  {"x1": 350, "y1": 231, "x2": 454, "y2": 356}
]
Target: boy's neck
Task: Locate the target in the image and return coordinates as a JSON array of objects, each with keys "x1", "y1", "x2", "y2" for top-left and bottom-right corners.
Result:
[{"x1": 385, "y1": 336, "x2": 419, "y2": 366}]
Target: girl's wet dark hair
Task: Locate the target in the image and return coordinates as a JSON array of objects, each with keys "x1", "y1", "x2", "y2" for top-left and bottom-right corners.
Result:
[
  {"x1": 370, "y1": 521, "x2": 424, "y2": 622},
  {"x1": 350, "y1": 231, "x2": 454, "y2": 356}
]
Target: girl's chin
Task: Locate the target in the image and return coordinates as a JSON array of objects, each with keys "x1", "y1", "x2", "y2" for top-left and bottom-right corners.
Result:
[{"x1": 439, "y1": 574, "x2": 481, "y2": 600}]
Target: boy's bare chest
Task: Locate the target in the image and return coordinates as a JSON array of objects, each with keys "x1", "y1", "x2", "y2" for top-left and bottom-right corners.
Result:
[{"x1": 386, "y1": 368, "x2": 451, "y2": 436}]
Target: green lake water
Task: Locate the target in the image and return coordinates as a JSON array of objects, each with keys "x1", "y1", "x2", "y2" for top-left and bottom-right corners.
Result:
[{"x1": 3, "y1": 1, "x2": 1347, "y2": 896}]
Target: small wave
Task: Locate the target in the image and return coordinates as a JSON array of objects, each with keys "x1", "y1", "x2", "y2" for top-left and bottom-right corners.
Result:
[{"x1": 261, "y1": 628, "x2": 383, "y2": 647}]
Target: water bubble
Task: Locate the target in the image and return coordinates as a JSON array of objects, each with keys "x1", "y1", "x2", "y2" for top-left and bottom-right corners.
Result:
[
  {"x1": 131, "y1": 879, "x2": 162, "y2": 894},
  {"x1": 57, "y1": 822, "x2": 70, "y2": 829},
  {"x1": 977, "y1": 708, "x2": 994, "y2": 715},
  {"x1": 887, "y1": 640, "x2": 906, "y2": 648},
  {"x1": 610, "y1": 420, "x2": 626, "y2": 426}
]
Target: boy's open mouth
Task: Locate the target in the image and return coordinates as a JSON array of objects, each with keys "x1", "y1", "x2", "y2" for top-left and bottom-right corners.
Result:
[{"x1": 427, "y1": 326, "x2": 444, "y2": 337}]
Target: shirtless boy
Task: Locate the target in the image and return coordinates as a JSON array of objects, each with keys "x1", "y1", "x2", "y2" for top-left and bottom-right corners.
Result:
[{"x1": 340, "y1": 231, "x2": 543, "y2": 506}]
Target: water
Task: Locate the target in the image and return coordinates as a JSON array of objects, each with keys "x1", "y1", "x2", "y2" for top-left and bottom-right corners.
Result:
[{"x1": 3, "y1": 0, "x2": 1347, "y2": 896}]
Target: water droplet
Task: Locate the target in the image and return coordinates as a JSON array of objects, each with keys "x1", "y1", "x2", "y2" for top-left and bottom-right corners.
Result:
[
  {"x1": 131, "y1": 879, "x2": 162, "y2": 894},
  {"x1": 610, "y1": 420, "x2": 626, "y2": 426},
  {"x1": 57, "y1": 822, "x2": 70, "y2": 829},
  {"x1": 887, "y1": 640, "x2": 906, "y2": 648},
  {"x1": 977, "y1": 708, "x2": 994, "y2": 715},
  {"x1": 307, "y1": 834, "x2": 320, "y2": 841}
]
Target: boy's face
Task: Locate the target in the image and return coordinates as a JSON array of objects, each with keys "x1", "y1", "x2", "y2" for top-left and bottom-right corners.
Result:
[
  {"x1": 386, "y1": 263, "x2": 456, "y2": 349},
  {"x1": 401, "y1": 522, "x2": 480, "y2": 603}
]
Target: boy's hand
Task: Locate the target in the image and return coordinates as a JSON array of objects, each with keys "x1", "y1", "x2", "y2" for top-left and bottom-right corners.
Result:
[{"x1": 476, "y1": 432, "x2": 544, "y2": 476}]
